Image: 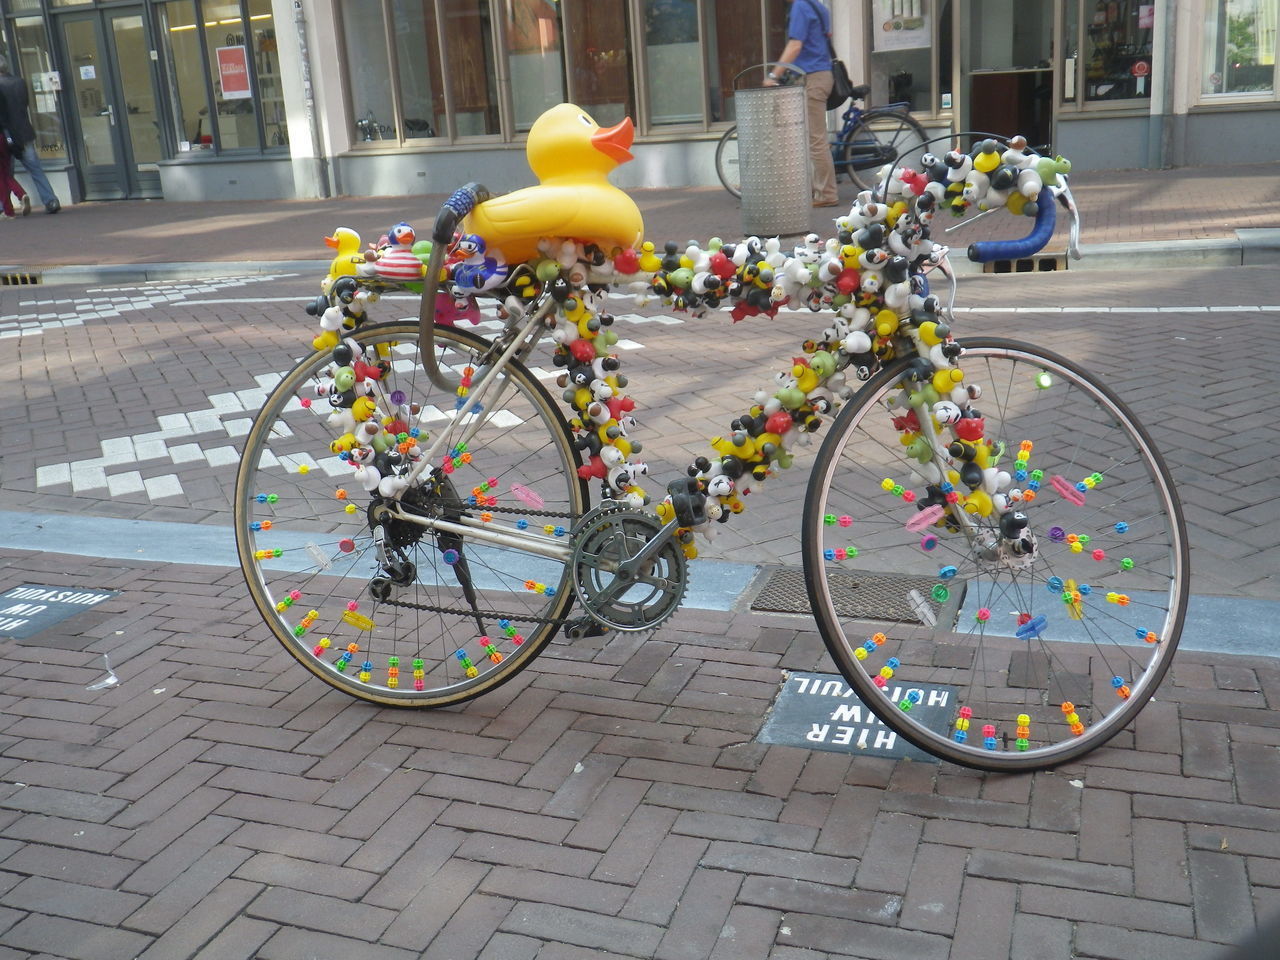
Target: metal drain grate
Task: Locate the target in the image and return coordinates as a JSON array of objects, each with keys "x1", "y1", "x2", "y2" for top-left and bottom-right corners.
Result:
[
  {"x1": 750, "y1": 567, "x2": 943, "y2": 624},
  {"x1": 981, "y1": 252, "x2": 1066, "y2": 274},
  {"x1": 1, "y1": 272, "x2": 41, "y2": 286}
]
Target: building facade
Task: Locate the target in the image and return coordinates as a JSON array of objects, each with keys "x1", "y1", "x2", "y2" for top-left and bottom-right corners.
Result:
[{"x1": 1, "y1": 0, "x2": 1276, "y2": 204}]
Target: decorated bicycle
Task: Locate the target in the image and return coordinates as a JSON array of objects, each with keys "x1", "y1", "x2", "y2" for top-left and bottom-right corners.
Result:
[{"x1": 234, "y1": 103, "x2": 1188, "y2": 772}]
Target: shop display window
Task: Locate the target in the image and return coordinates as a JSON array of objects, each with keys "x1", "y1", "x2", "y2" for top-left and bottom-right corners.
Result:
[
  {"x1": 1201, "y1": 0, "x2": 1277, "y2": 95},
  {"x1": 563, "y1": 0, "x2": 634, "y2": 126},
  {"x1": 867, "y1": 0, "x2": 951, "y2": 114},
  {"x1": 1083, "y1": 1, "x2": 1155, "y2": 101},
  {"x1": 9, "y1": 15, "x2": 67, "y2": 161}
]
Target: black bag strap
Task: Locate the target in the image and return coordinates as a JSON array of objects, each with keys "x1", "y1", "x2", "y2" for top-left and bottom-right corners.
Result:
[{"x1": 799, "y1": 0, "x2": 838, "y2": 60}]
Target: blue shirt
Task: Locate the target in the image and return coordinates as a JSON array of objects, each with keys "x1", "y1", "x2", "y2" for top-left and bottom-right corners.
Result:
[{"x1": 788, "y1": 0, "x2": 833, "y2": 75}]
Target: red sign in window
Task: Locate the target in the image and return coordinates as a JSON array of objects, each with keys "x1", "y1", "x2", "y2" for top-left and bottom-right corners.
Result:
[{"x1": 216, "y1": 45, "x2": 252, "y2": 100}]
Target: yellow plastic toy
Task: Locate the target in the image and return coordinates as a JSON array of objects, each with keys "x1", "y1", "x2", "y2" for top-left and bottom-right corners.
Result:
[
  {"x1": 323, "y1": 227, "x2": 366, "y2": 288},
  {"x1": 462, "y1": 103, "x2": 644, "y2": 264}
]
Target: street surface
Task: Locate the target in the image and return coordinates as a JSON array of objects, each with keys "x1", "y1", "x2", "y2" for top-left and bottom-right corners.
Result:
[{"x1": 0, "y1": 263, "x2": 1278, "y2": 959}]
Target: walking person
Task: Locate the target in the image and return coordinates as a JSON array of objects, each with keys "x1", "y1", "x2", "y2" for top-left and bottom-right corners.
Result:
[
  {"x1": 764, "y1": 0, "x2": 839, "y2": 207},
  {"x1": 0, "y1": 54, "x2": 61, "y2": 214},
  {"x1": 0, "y1": 121, "x2": 31, "y2": 219}
]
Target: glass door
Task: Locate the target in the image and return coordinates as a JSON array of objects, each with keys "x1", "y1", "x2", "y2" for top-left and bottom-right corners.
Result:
[{"x1": 60, "y1": 7, "x2": 163, "y2": 200}]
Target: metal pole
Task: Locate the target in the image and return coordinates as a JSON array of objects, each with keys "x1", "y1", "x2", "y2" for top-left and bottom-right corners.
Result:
[{"x1": 292, "y1": 0, "x2": 331, "y2": 198}]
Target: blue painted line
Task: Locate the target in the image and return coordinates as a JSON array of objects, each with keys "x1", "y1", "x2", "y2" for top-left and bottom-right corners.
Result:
[
  {"x1": 0, "y1": 511, "x2": 754, "y2": 615},
  {"x1": 0, "y1": 510, "x2": 1266, "y2": 654}
]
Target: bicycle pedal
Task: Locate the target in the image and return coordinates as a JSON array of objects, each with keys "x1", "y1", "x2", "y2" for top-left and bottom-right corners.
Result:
[{"x1": 563, "y1": 617, "x2": 611, "y2": 641}]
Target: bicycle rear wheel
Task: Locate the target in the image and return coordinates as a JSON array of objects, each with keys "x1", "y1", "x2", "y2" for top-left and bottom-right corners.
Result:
[
  {"x1": 234, "y1": 320, "x2": 588, "y2": 708},
  {"x1": 802, "y1": 338, "x2": 1188, "y2": 771},
  {"x1": 715, "y1": 125, "x2": 741, "y2": 198},
  {"x1": 839, "y1": 109, "x2": 928, "y2": 192}
]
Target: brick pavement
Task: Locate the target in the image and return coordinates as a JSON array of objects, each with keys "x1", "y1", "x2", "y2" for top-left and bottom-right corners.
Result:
[
  {"x1": 3, "y1": 213, "x2": 1280, "y2": 956},
  {"x1": 1, "y1": 544, "x2": 1278, "y2": 959},
  {"x1": 0, "y1": 161, "x2": 1278, "y2": 274}
]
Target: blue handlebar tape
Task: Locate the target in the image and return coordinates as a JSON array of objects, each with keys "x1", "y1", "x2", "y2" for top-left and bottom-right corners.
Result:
[
  {"x1": 434, "y1": 183, "x2": 491, "y2": 244},
  {"x1": 967, "y1": 196, "x2": 1057, "y2": 263}
]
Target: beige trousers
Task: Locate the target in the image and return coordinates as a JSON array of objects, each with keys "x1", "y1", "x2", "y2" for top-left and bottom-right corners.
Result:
[{"x1": 804, "y1": 70, "x2": 838, "y2": 204}]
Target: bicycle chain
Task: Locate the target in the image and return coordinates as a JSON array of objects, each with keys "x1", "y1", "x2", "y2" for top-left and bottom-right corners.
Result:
[{"x1": 380, "y1": 593, "x2": 571, "y2": 627}]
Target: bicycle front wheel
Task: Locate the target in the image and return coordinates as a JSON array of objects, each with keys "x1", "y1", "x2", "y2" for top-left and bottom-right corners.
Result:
[
  {"x1": 802, "y1": 338, "x2": 1188, "y2": 771},
  {"x1": 715, "y1": 125, "x2": 741, "y2": 198},
  {"x1": 234, "y1": 320, "x2": 588, "y2": 708},
  {"x1": 840, "y1": 110, "x2": 928, "y2": 192}
]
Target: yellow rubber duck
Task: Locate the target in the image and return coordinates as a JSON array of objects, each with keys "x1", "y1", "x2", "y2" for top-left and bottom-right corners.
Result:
[
  {"x1": 323, "y1": 227, "x2": 366, "y2": 288},
  {"x1": 463, "y1": 103, "x2": 644, "y2": 264}
]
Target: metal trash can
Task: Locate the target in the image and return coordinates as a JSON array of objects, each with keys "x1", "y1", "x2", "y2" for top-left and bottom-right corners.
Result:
[{"x1": 736, "y1": 64, "x2": 811, "y2": 237}]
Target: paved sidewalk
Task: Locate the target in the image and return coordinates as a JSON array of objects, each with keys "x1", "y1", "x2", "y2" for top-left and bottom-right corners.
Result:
[
  {"x1": 1, "y1": 162, "x2": 1278, "y2": 282},
  {"x1": 2, "y1": 160, "x2": 1280, "y2": 958}
]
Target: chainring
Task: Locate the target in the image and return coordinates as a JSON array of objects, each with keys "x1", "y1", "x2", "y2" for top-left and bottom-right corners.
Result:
[{"x1": 569, "y1": 503, "x2": 688, "y2": 632}]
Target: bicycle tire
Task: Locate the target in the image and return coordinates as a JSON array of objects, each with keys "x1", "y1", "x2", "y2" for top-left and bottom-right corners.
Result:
[
  {"x1": 839, "y1": 109, "x2": 928, "y2": 192},
  {"x1": 802, "y1": 337, "x2": 1188, "y2": 771},
  {"x1": 715, "y1": 125, "x2": 741, "y2": 199},
  {"x1": 234, "y1": 320, "x2": 588, "y2": 708}
]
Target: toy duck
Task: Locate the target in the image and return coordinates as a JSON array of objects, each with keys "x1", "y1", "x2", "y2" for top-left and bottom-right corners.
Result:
[
  {"x1": 462, "y1": 103, "x2": 644, "y2": 264},
  {"x1": 373, "y1": 221, "x2": 427, "y2": 283},
  {"x1": 324, "y1": 227, "x2": 366, "y2": 288}
]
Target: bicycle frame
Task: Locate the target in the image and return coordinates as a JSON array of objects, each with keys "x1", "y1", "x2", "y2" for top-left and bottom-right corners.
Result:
[{"x1": 377, "y1": 176, "x2": 1082, "y2": 591}]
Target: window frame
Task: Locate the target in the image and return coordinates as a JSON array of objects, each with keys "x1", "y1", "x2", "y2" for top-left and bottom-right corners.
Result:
[{"x1": 1195, "y1": 0, "x2": 1280, "y2": 104}]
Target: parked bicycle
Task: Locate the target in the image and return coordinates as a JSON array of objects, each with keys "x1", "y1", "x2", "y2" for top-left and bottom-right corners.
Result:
[
  {"x1": 716, "y1": 71, "x2": 927, "y2": 197},
  {"x1": 235, "y1": 124, "x2": 1187, "y2": 772}
]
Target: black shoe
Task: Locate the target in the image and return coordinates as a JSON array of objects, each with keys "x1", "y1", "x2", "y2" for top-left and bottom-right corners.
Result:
[
  {"x1": 20, "y1": 195, "x2": 30, "y2": 216},
  {"x1": 45, "y1": 200, "x2": 60, "y2": 214}
]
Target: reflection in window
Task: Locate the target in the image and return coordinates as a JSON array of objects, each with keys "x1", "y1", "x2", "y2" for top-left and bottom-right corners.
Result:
[
  {"x1": 11, "y1": 15, "x2": 67, "y2": 161},
  {"x1": 392, "y1": 0, "x2": 444, "y2": 140},
  {"x1": 159, "y1": 2, "x2": 211, "y2": 149},
  {"x1": 505, "y1": 0, "x2": 565, "y2": 132},
  {"x1": 344, "y1": 0, "x2": 394, "y2": 141},
  {"x1": 1083, "y1": 0, "x2": 1154, "y2": 100},
  {"x1": 203, "y1": 2, "x2": 260, "y2": 149},
  {"x1": 1202, "y1": 0, "x2": 1277, "y2": 95},
  {"x1": 868, "y1": 0, "x2": 948, "y2": 112},
  {"x1": 706, "y1": 0, "x2": 763, "y2": 123},
  {"x1": 564, "y1": 0, "x2": 634, "y2": 127},
  {"x1": 443, "y1": 2, "x2": 499, "y2": 136},
  {"x1": 249, "y1": 0, "x2": 286, "y2": 146},
  {"x1": 642, "y1": 0, "x2": 701, "y2": 125}
]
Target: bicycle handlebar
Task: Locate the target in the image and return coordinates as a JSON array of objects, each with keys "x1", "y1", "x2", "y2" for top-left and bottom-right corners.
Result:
[
  {"x1": 433, "y1": 182, "x2": 491, "y2": 244},
  {"x1": 966, "y1": 194, "x2": 1056, "y2": 263},
  {"x1": 419, "y1": 181, "x2": 491, "y2": 394}
]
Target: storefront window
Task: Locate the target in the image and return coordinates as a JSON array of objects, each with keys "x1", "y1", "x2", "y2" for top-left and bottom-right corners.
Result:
[
  {"x1": 1063, "y1": 2, "x2": 1080, "y2": 102},
  {"x1": 248, "y1": 0, "x2": 285, "y2": 146},
  {"x1": 392, "y1": 0, "x2": 444, "y2": 139},
  {"x1": 344, "y1": 0, "x2": 395, "y2": 141},
  {"x1": 1202, "y1": 0, "x2": 1277, "y2": 95},
  {"x1": 642, "y1": 0, "x2": 702, "y2": 125},
  {"x1": 202, "y1": 2, "x2": 260, "y2": 150},
  {"x1": 1083, "y1": 0, "x2": 1155, "y2": 100},
  {"x1": 442, "y1": 1, "x2": 499, "y2": 136},
  {"x1": 343, "y1": 0, "x2": 498, "y2": 141},
  {"x1": 505, "y1": 0, "x2": 565, "y2": 132},
  {"x1": 157, "y1": 1, "x2": 213, "y2": 150},
  {"x1": 867, "y1": 0, "x2": 950, "y2": 112},
  {"x1": 707, "y1": 0, "x2": 766, "y2": 122},
  {"x1": 9, "y1": 15, "x2": 67, "y2": 161},
  {"x1": 564, "y1": 0, "x2": 634, "y2": 126}
]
